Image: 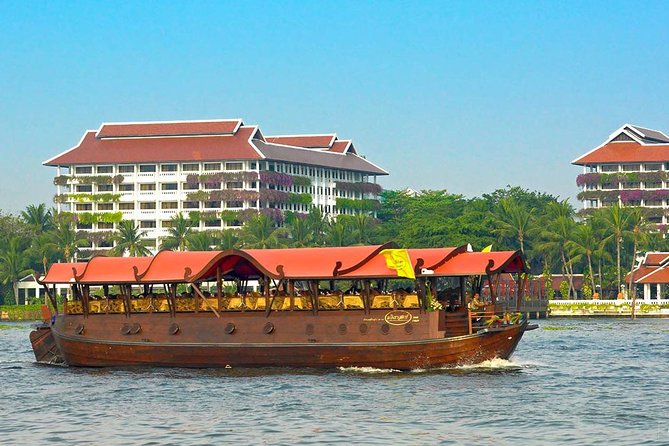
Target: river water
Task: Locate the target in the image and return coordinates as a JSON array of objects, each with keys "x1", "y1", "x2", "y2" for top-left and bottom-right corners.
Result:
[{"x1": 1, "y1": 318, "x2": 667, "y2": 445}]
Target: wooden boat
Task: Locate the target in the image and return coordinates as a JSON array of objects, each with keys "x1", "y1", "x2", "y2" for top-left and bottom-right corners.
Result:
[{"x1": 30, "y1": 243, "x2": 536, "y2": 370}]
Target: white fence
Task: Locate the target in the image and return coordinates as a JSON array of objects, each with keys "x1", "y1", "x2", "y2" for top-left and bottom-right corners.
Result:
[{"x1": 549, "y1": 299, "x2": 669, "y2": 306}]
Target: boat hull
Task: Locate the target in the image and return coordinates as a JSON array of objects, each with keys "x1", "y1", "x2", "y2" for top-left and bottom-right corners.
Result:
[{"x1": 44, "y1": 311, "x2": 528, "y2": 370}]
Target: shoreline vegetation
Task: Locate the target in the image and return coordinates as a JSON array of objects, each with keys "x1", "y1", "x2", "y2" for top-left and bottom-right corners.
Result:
[{"x1": 3, "y1": 186, "x2": 669, "y2": 306}]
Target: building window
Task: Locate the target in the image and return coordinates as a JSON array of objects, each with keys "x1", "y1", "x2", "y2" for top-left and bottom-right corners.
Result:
[
  {"x1": 75, "y1": 166, "x2": 93, "y2": 174},
  {"x1": 588, "y1": 200, "x2": 598, "y2": 207},
  {"x1": 645, "y1": 200, "x2": 662, "y2": 207},
  {"x1": 250, "y1": 162, "x2": 257, "y2": 169},
  {"x1": 140, "y1": 220, "x2": 156, "y2": 229},
  {"x1": 161, "y1": 220, "x2": 174, "y2": 228},
  {"x1": 119, "y1": 184, "x2": 134, "y2": 192},
  {"x1": 644, "y1": 182, "x2": 662, "y2": 189},
  {"x1": 644, "y1": 163, "x2": 662, "y2": 171},
  {"x1": 97, "y1": 184, "x2": 113, "y2": 192},
  {"x1": 621, "y1": 164, "x2": 641, "y2": 172},
  {"x1": 77, "y1": 223, "x2": 93, "y2": 230},
  {"x1": 161, "y1": 164, "x2": 177, "y2": 172},
  {"x1": 183, "y1": 201, "x2": 199, "y2": 209},
  {"x1": 97, "y1": 203, "x2": 113, "y2": 211},
  {"x1": 648, "y1": 216, "x2": 662, "y2": 224},
  {"x1": 140, "y1": 202, "x2": 156, "y2": 210},
  {"x1": 226, "y1": 162, "x2": 243, "y2": 171},
  {"x1": 119, "y1": 202, "x2": 135, "y2": 210},
  {"x1": 118, "y1": 165, "x2": 135, "y2": 173},
  {"x1": 250, "y1": 181, "x2": 257, "y2": 188},
  {"x1": 98, "y1": 222, "x2": 114, "y2": 230},
  {"x1": 622, "y1": 182, "x2": 640, "y2": 189},
  {"x1": 183, "y1": 182, "x2": 198, "y2": 190},
  {"x1": 226, "y1": 182, "x2": 243, "y2": 189},
  {"x1": 144, "y1": 239, "x2": 157, "y2": 248},
  {"x1": 97, "y1": 165, "x2": 113, "y2": 174},
  {"x1": 204, "y1": 201, "x2": 221, "y2": 209},
  {"x1": 161, "y1": 202, "x2": 178, "y2": 209},
  {"x1": 601, "y1": 183, "x2": 615, "y2": 190},
  {"x1": 182, "y1": 163, "x2": 199, "y2": 171},
  {"x1": 76, "y1": 185, "x2": 93, "y2": 193},
  {"x1": 75, "y1": 203, "x2": 93, "y2": 211},
  {"x1": 204, "y1": 163, "x2": 220, "y2": 171},
  {"x1": 226, "y1": 201, "x2": 243, "y2": 208},
  {"x1": 140, "y1": 183, "x2": 156, "y2": 191},
  {"x1": 204, "y1": 183, "x2": 221, "y2": 190},
  {"x1": 161, "y1": 183, "x2": 178, "y2": 191},
  {"x1": 204, "y1": 220, "x2": 221, "y2": 228},
  {"x1": 139, "y1": 164, "x2": 157, "y2": 173}
]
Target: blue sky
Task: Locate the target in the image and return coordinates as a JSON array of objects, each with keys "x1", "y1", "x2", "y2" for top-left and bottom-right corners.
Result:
[{"x1": 1, "y1": 0, "x2": 668, "y2": 212}]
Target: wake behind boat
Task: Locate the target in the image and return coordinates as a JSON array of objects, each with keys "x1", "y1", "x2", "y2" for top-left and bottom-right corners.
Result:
[{"x1": 30, "y1": 243, "x2": 536, "y2": 370}]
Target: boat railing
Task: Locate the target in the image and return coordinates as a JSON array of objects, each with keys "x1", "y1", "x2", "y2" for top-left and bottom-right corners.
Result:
[
  {"x1": 467, "y1": 306, "x2": 525, "y2": 335},
  {"x1": 64, "y1": 292, "x2": 423, "y2": 315}
]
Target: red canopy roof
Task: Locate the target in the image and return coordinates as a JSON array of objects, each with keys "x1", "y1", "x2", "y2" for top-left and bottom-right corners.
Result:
[
  {"x1": 40, "y1": 246, "x2": 528, "y2": 285},
  {"x1": 74, "y1": 256, "x2": 153, "y2": 284},
  {"x1": 428, "y1": 251, "x2": 527, "y2": 276},
  {"x1": 40, "y1": 262, "x2": 87, "y2": 284}
]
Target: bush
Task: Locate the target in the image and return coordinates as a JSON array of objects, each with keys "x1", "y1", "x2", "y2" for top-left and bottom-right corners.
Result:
[{"x1": 559, "y1": 280, "x2": 570, "y2": 299}]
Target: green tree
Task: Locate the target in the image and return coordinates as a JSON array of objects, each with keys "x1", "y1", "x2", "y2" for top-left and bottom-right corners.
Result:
[
  {"x1": 597, "y1": 205, "x2": 632, "y2": 294},
  {"x1": 240, "y1": 214, "x2": 285, "y2": 248},
  {"x1": 326, "y1": 217, "x2": 352, "y2": 247},
  {"x1": 285, "y1": 215, "x2": 313, "y2": 247},
  {"x1": 50, "y1": 221, "x2": 87, "y2": 262},
  {"x1": 186, "y1": 231, "x2": 215, "y2": 251},
  {"x1": 160, "y1": 213, "x2": 193, "y2": 251},
  {"x1": 0, "y1": 237, "x2": 32, "y2": 305},
  {"x1": 567, "y1": 220, "x2": 599, "y2": 293},
  {"x1": 493, "y1": 197, "x2": 534, "y2": 253},
  {"x1": 110, "y1": 220, "x2": 152, "y2": 257},
  {"x1": 20, "y1": 204, "x2": 54, "y2": 232},
  {"x1": 217, "y1": 229, "x2": 241, "y2": 250}
]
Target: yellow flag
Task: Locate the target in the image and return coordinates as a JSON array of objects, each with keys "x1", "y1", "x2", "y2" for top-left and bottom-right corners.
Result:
[
  {"x1": 482, "y1": 244, "x2": 493, "y2": 252},
  {"x1": 380, "y1": 249, "x2": 416, "y2": 279}
]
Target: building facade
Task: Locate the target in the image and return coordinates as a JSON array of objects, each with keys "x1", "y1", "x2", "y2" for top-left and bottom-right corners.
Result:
[
  {"x1": 573, "y1": 124, "x2": 669, "y2": 224},
  {"x1": 45, "y1": 119, "x2": 388, "y2": 254}
]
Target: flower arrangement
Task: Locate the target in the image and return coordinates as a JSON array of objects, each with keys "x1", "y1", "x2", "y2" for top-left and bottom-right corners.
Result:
[
  {"x1": 292, "y1": 176, "x2": 312, "y2": 187},
  {"x1": 575, "y1": 173, "x2": 601, "y2": 187},
  {"x1": 209, "y1": 190, "x2": 259, "y2": 202},
  {"x1": 54, "y1": 193, "x2": 122, "y2": 203},
  {"x1": 186, "y1": 191, "x2": 210, "y2": 202},
  {"x1": 259, "y1": 189, "x2": 290, "y2": 204},
  {"x1": 335, "y1": 181, "x2": 383, "y2": 194},
  {"x1": 53, "y1": 175, "x2": 71, "y2": 186},
  {"x1": 76, "y1": 212, "x2": 123, "y2": 225},
  {"x1": 288, "y1": 193, "x2": 312, "y2": 205},
  {"x1": 620, "y1": 189, "x2": 642, "y2": 203},
  {"x1": 260, "y1": 208, "x2": 284, "y2": 225},
  {"x1": 259, "y1": 171, "x2": 293, "y2": 187},
  {"x1": 335, "y1": 198, "x2": 381, "y2": 211}
]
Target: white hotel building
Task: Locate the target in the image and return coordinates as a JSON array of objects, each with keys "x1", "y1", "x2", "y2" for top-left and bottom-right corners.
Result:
[{"x1": 45, "y1": 119, "x2": 388, "y2": 255}]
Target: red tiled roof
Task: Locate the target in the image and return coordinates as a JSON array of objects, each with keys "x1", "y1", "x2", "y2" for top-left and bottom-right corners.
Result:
[
  {"x1": 644, "y1": 253, "x2": 669, "y2": 266},
  {"x1": 97, "y1": 120, "x2": 242, "y2": 138},
  {"x1": 637, "y1": 267, "x2": 669, "y2": 284},
  {"x1": 255, "y1": 140, "x2": 388, "y2": 175},
  {"x1": 573, "y1": 142, "x2": 669, "y2": 165},
  {"x1": 45, "y1": 126, "x2": 263, "y2": 166},
  {"x1": 265, "y1": 135, "x2": 335, "y2": 148},
  {"x1": 329, "y1": 140, "x2": 351, "y2": 154}
]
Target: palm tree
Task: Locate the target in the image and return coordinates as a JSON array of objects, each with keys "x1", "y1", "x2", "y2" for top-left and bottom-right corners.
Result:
[
  {"x1": 217, "y1": 229, "x2": 241, "y2": 250},
  {"x1": 27, "y1": 233, "x2": 57, "y2": 275},
  {"x1": 351, "y1": 213, "x2": 375, "y2": 245},
  {"x1": 306, "y1": 207, "x2": 328, "y2": 246},
  {"x1": 240, "y1": 214, "x2": 285, "y2": 248},
  {"x1": 326, "y1": 218, "x2": 351, "y2": 247},
  {"x1": 0, "y1": 237, "x2": 33, "y2": 305},
  {"x1": 493, "y1": 198, "x2": 534, "y2": 253},
  {"x1": 286, "y1": 216, "x2": 313, "y2": 247},
  {"x1": 160, "y1": 213, "x2": 193, "y2": 251},
  {"x1": 567, "y1": 220, "x2": 599, "y2": 294},
  {"x1": 627, "y1": 208, "x2": 649, "y2": 317},
  {"x1": 186, "y1": 231, "x2": 215, "y2": 251},
  {"x1": 21, "y1": 204, "x2": 53, "y2": 232},
  {"x1": 598, "y1": 205, "x2": 632, "y2": 295},
  {"x1": 535, "y1": 201, "x2": 576, "y2": 298},
  {"x1": 50, "y1": 221, "x2": 87, "y2": 262},
  {"x1": 110, "y1": 221, "x2": 152, "y2": 257}
]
